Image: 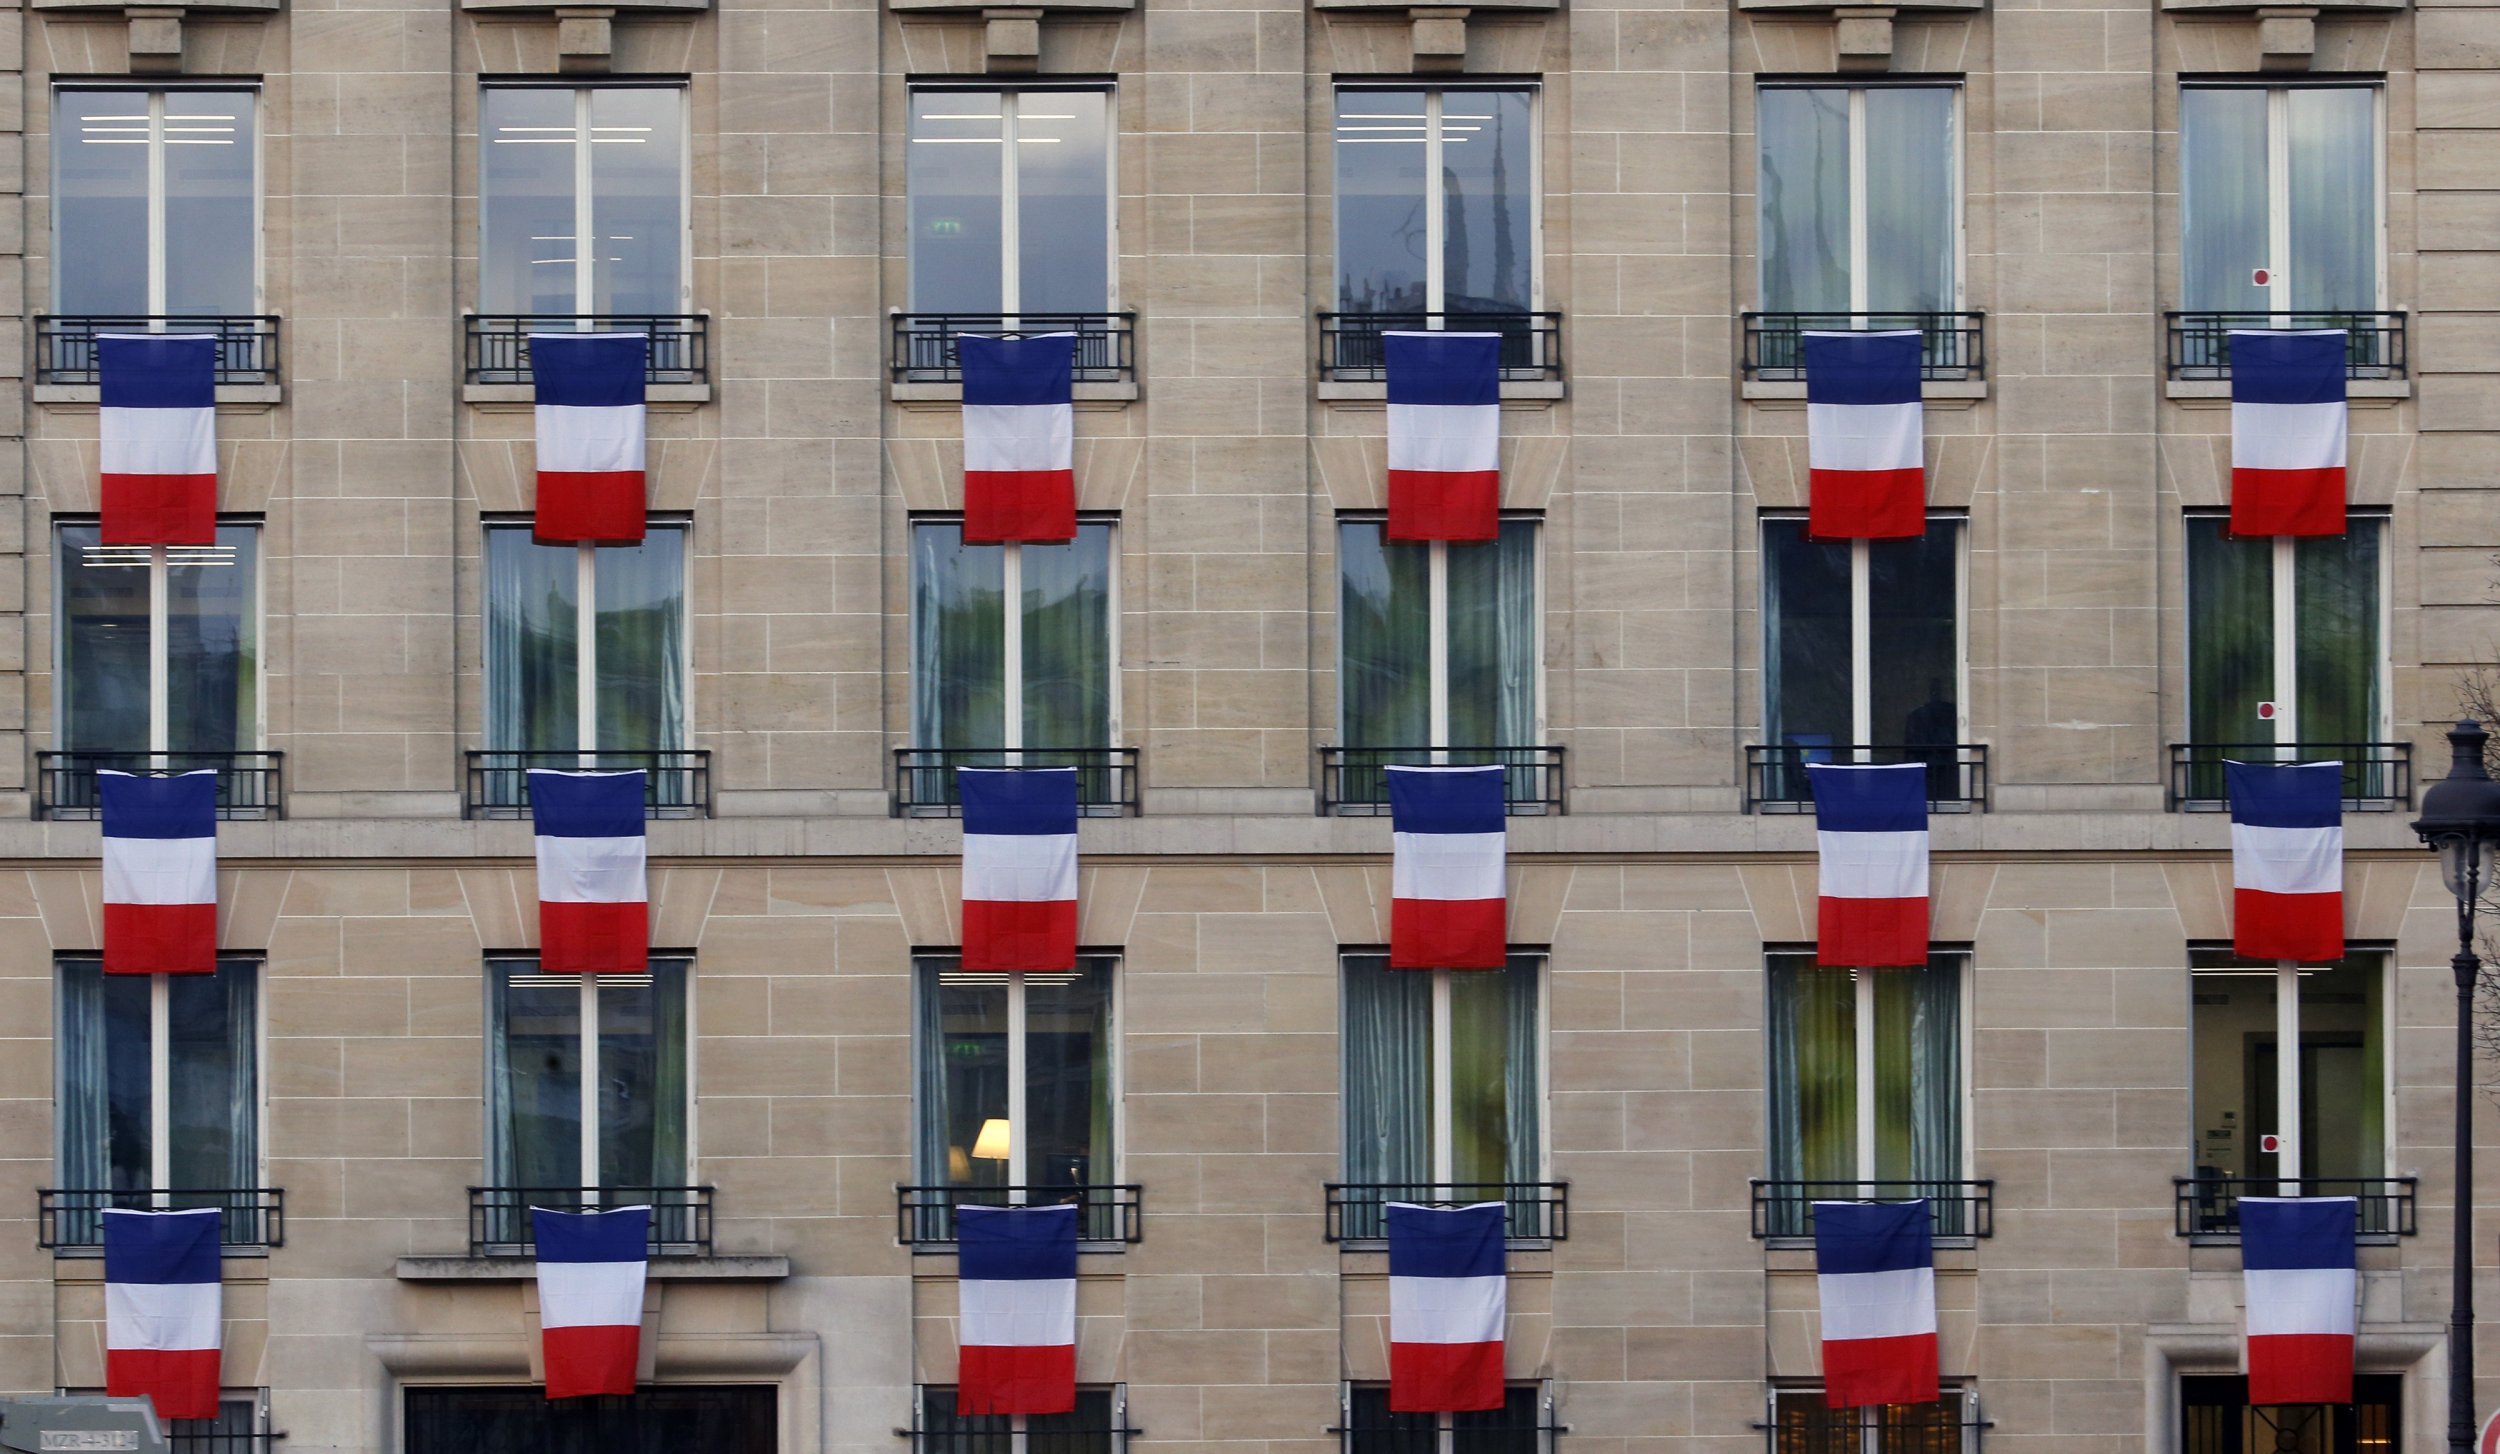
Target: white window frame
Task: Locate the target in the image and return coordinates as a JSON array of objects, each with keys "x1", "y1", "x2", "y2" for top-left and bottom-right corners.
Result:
[
  {"x1": 2179, "y1": 81, "x2": 2389, "y2": 316},
  {"x1": 477, "y1": 80, "x2": 695, "y2": 317},
  {"x1": 1340, "y1": 951, "x2": 1551, "y2": 1188},
  {"x1": 1332, "y1": 83, "x2": 1545, "y2": 315},
  {"x1": 906, "y1": 83, "x2": 1121, "y2": 317},
  {"x1": 2181, "y1": 508, "x2": 2392, "y2": 750},
  {"x1": 1753, "y1": 81, "x2": 1966, "y2": 314},
  {"x1": 54, "y1": 524, "x2": 265, "y2": 755},
  {"x1": 55, "y1": 955, "x2": 268, "y2": 1198},
  {"x1": 482, "y1": 517, "x2": 694, "y2": 755},
  {"x1": 1334, "y1": 513, "x2": 1546, "y2": 752},
  {"x1": 1758, "y1": 513, "x2": 1968, "y2": 752},
  {"x1": 913, "y1": 954, "x2": 1125, "y2": 1195},
  {"x1": 911, "y1": 517, "x2": 1123, "y2": 753},
  {"x1": 53, "y1": 84, "x2": 266, "y2": 317},
  {"x1": 2186, "y1": 943, "x2": 2395, "y2": 1195},
  {"x1": 484, "y1": 955, "x2": 698, "y2": 1193},
  {"x1": 1764, "y1": 948, "x2": 1975, "y2": 1189},
  {"x1": 1768, "y1": 1384, "x2": 1980, "y2": 1454}
]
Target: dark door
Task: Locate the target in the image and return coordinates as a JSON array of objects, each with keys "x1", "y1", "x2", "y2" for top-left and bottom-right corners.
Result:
[
  {"x1": 2182, "y1": 1374, "x2": 2400, "y2": 1454},
  {"x1": 405, "y1": 1385, "x2": 776, "y2": 1454}
]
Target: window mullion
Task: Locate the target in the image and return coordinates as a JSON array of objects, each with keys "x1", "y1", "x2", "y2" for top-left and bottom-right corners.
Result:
[
  {"x1": 150, "y1": 972, "x2": 171, "y2": 1197},
  {"x1": 1424, "y1": 91, "x2": 1445, "y2": 316},
  {"x1": 1850, "y1": 540, "x2": 1872, "y2": 752},
  {"x1": 2272, "y1": 535, "x2": 2296, "y2": 750},
  {"x1": 149, "y1": 549, "x2": 170, "y2": 756},
  {"x1": 1003, "y1": 543, "x2": 1025, "y2": 752},
  {"x1": 1431, "y1": 968, "x2": 1454, "y2": 1184},
  {"x1": 2274, "y1": 959, "x2": 2302, "y2": 1194},
  {"x1": 1429, "y1": 542, "x2": 1450, "y2": 753},
  {"x1": 577, "y1": 542, "x2": 598, "y2": 756},
  {"x1": 1007, "y1": 972, "x2": 1028, "y2": 1195},
  {"x1": 1001, "y1": 94, "x2": 1021, "y2": 319},
  {"x1": 574, "y1": 88, "x2": 595, "y2": 317},
  {"x1": 147, "y1": 93, "x2": 167, "y2": 318},
  {"x1": 1847, "y1": 89, "x2": 1869, "y2": 316},
  {"x1": 579, "y1": 976, "x2": 601, "y2": 1193},
  {"x1": 1854, "y1": 969, "x2": 1877, "y2": 1190},
  {"x1": 2267, "y1": 88, "x2": 2290, "y2": 317}
]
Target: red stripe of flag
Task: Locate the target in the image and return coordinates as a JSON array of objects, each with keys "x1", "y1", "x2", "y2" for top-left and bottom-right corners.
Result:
[
  {"x1": 962, "y1": 897, "x2": 1080, "y2": 973},
  {"x1": 100, "y1": 476, "x2": 217, "y2": 547},
  {"x1": 1386, "y1": 471, "x2": 1500, "y2": 542},
  {"x1": 102, "y1": 902, "x2": 217, "y2": 976},
  {"x1": 956, "y1": 1344, "x2": 1078, "y2": 1416},
  {"x1": 543, "y1": 1322, "x2": 641, "y2": 1399},
  {"x1": 1816, "y1": 895, "x2": 1928, "y2": 969},
  {"x1": 1389, "y1": 896, "x2": 1507, "y2": 970},
  {"x1": 964, "y1": 469, "x2": 1077, "y2": 544},
  {"x1": 1822, "y1": 1331, "x2": 1939, "y2": 1410},
  {"x1": 108, "y1": 1347, "x2": 222, "y2": 1421},
  {"x1": 2232, "y1": 887, "x2": 2343, "y2": 963},
  {"x1": 2228, "y1": 467, "x2": 2346, "y2": 538},
  {"x1": 540, "y1": 900, "x2": 650, "y2": 974},
  {"x1": 535, "y1": 471, "x2": 648, "y2": 545},
  {"x1": 1389, "y1": 1340, "x2": 1505, "y2": 1413},
  {"x1": 1806, "y1": 468, "x2": 1926, "y2": 541},
  {"x1": 2249, "y1": 1333, "x2": 2354, "y2": 1406}
]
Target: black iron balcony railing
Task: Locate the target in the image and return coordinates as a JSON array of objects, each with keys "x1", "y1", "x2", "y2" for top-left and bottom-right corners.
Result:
[
  {"x1": 467, "y1": 1185, "x2": 714, "y2": 1257},
  {"x1": 890, "y1": 313, "x2": 1138, "y2": 384},
  {"x1": 1317, "y1": 746, "x2": 1567, "y2": 817},
  {"x1": 2174, "y1": 1175, "x2": 2418, "y2": 1240},
  {"x1": 895, "y1": 1184, "x2": 1145, "y2": 1249},
  {"x1": 2163, "y1": 311, "x2": 2408, "y2": 381},
  {"x1": 464, "y1": 314, "x2": 711, "y2": 386},
  {"x1": 2166, "y1": 742, "x2": 2412, "y2": 812},
  {"x1": 891, "y1": 747, "x2": 1141, "y2": 818},
  {"x1": 911, "y1": 1404, "x2": 1139, "y2": 1452},
  {"x1": 1743, "y1": 743, "x2": 1989, "y2": 814},
  {"x1": 1765, "y1": 1396, "x2": 1985, "y2": 1454},
  {"x1": 1334, "y1": 1388, "x2": 1564, "y2": 1449},
  {"x1": 36, "y1": 315, "x2": 283, "y2": 387},
  {"x1": 1317, "y1": 311, "x2": 1564, "y2": 382},
  {"x1": 36, "y1": 751, "x2": 285, "y2": 821},
  {"x1": 1749, "y1": 1179, "x2": 1995, "y2": 1242},
  {"x1": 463, "y1": 749, "x2": 713, "y2": 820},
  {"x1": 39, "y1": 1187, "x2": 285, "y2": 1251},
  {"x1": 1324, "y1": 1182, "x2": 1569, "y2": 1244},
  {"x1": 1741, "y1": 311, "x2": 1986, "y2": 382}
]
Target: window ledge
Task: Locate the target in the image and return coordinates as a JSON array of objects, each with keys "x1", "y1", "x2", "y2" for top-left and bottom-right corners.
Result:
[
  {"x1": 891, "y1": 381, "x2": 1138, "y2": 411},
  {"x1": 1743, "y1": 380, "x2": 1986, "y2": 410},
  {"x1": 2166, "y1": 378, "x2": 2410, "y2": 409},
  {"x1": 465, "y1": 382, "x2": 712, "y2": 412},
  {"x1": 35, "y1": 383, "x2": 283, "y2": 413},
  {"x1": 395, "y1": 1254, "x2": 790, "y2": 1281},
  {"x1": 1317, "y1": 380, "x2": 1565, "y2": 407}
]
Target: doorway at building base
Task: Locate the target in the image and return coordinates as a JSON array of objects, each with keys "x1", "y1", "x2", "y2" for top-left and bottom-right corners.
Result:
[{"x1": 404, "y1": 1385, "x2": 775, "y2": 1454}]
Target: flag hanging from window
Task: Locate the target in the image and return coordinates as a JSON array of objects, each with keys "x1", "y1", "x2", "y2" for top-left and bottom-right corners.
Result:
[
  {"x1": 959, "y1": 767, "x2": 1079, "y2": 973},
  {"x1": 1802, "y1": 330, "x2": 1925, "y2": 541},
  {"x1": 100, "y1": 769, "x2": 218, "y2": 975},
  {"x1": 533, "y1": 1205, "x2": 649, "y2": 1399},
  {"x1": 2225, "y1": 759, "x2": 2344, "y2": 963},
  {"x1": 2229, "y1": 330, "x2": 2347, "y2": 539},
  {"x1": 103, "y1": 1207, "x2": 223, "y2": 1421},
  {"x1": 1383, "y1": 331, "x2": 1502, "y2": 542},
  {"x1": 1386, "y1": 1201, "x2": 1507, "y2": 1412},
  {"x1": 956, "y1": 1203, "x2": 1079, "y2": 1416},
  {"x1": 1386, "y1": 764, "x2": 1508, "y2": 970},
  {"x1": 1808, "y1": 762, "x2": 1929, "y2": 968},
  {"x1": 532, "y1": 332, "x2": 649, "y2": 545},
  {"x1": 960, "y1": 333, "x2": 1077, "y2": 544},
  {"x1": 2240, "y1": 1196, "x2": 2356, "y2": 1405},
  {"x1": 1813, "y1": 1199, "x2": 1939, "y2": 1409},
  {"x1": 529, "y1": 769, "x2": 649, "y2": 974},
  {"x1": 98, "y1": 333, "x2": 218, "y2": 547}
]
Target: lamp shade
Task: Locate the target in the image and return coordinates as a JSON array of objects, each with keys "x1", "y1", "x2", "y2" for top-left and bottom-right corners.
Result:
[
  {"x1": 971, "y1": 1118, "x2": 1013, "y2": 1162},
  {"x1": 2411, "y1": 720, "x2": 2500, "y2": 903}
]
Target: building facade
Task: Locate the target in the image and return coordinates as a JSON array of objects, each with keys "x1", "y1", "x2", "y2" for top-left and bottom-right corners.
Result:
[{"x1": 0, "y1": 0, "x2": 2485, "y2": 1446}]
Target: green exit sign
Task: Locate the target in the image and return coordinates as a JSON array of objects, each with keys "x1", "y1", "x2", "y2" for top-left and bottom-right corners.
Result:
[{"x1": 928, "y1": 218, "x2": 963, "y2": 236}]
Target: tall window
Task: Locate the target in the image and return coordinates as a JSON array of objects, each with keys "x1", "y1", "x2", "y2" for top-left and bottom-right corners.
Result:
[
  {"x1": 484, "y1": 522, "x2": 687, "y2": 755},
  {"x1": 2181, "y1": 84, "x2": 2380, "y2": 315},
  {"x1": 907, "y1": 86, "x2": 1114, "y2": 316},
  {"x1": 1339, "y1": 518, "x2": 1539, "y2": 751},
  {"x1": 1764, "y1": 951, "x2": 1964, "y2": 1235},
  {"x1": 910, "y1": 520, "x2": 1115, "y2": 755},
  {"x1": 56, "y1": 524, "x2": 259, "y2": 755},
  {"x1": 2184, "y1": 513, "x2": 2384, "y2": 754},
  {"x1": 1756, "y1": 84, "x2": 1958, "y2": 316},
  {"x1": 1341, "y1": 953, "x2": 1544, "y2": 1237},
  {"x1": 53, "y1": 87, "x2": 258, "y2": 317},
  {"x1": 2188, "y1": 948, "x2": 2387, "y2": 1213},
  {"x1": 914, "y1": 955, "x2": 1118, "y2": 1199},
  {"x1": 55, "y1": 957, "x2": 260, "y2": 1221},
  {"x1": 1334, "y1": 86, "x2": 1537, "y2": 316},
  {"x1": 915, "y1": 1387, "x2": 1127, "y2": 1450},
  {"x1": 485, "y1": 958, "x2": 691, "y2": 1222},
  {"x1": 2180, "y1": 1375, "x2": 2399, "y2": 1454},
  {"x1": 1769, "y1": 1386, "x2": 1978, "y2": 1454},
  {"x1": 1341, "y1": 1385, "x2": 1553, "y2": 1452},
  {"x1": 1761, "y1": 517, "x2": 1962, "y2": 757},
  {"x1": 480, "y1": 84, "x2": 686, "y2": 316}
]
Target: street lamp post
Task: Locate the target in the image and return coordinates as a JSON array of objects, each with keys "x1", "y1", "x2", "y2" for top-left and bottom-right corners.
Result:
[{"x1": 2411, "y1": 720, "x2": 2500, "y2": 1454}]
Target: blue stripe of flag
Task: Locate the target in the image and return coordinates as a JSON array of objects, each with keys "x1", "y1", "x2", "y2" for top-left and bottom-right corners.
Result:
[
  {"x1": 1812, "y1": 1199, "x2": 1933, "y2": 1276},
  {"x1": 533, "y1": 1205, "x2": 651, "y2": 1264},
  {"x1": 1385, "y1": 1202, "x2": 1506, "y2": 1279},
  {"x1": 102, "y1": 1208, "x2": 223, "y2": 1284},
  {"x1": 97, "y1": 334, "x2": 216, "y2": 410},
  {"x1": 960, "y1": 768, "x2": 1079, "y2": 836},
  {"x1": 1801, "y1": 331, "x2": 1922, "y2": 407},
  {"x1": 1386, "y1": 765, "x2": 1507, "y2": 836},
  {"x1": 1808, "y1": 762, "x2": 1928, "y2": 834},
  {"x1": 960, "y1": 334, "x2": 1075, "y2": 407},
  {"x1": 530, "y1": 333, "x2": 649, "y2": 408},
  {"x1": 957, "y1": 1204, "x2": 1080, "y2": 1280},
  {"x1": 527, "y1": 770, "x2": 648, "y2": 839},
  {"x1": 99, "y1": 770, "x2": 219, "y2": 841},
  {"x1": 2228, "y1": 331, "x2": 2348, "y2": 406},
  {"x1": 2225, "y1": 760, "x2": 2343, "y2": 830},
  {"x1": 2240, "y1": 1196, "x2": 2356, "y2": 1271},
  {"x1": 1383, "y1": 332, "x2": 1501, "y2": 407}
]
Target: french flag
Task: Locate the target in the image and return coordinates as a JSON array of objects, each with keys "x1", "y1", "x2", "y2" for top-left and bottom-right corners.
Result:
[
  {"x1": 100, "y1": 770, "x2": 218, "y2": 976},
  {"x1": 961, "y1": 333, "x2": 1077, "y2": 544},
  {"x1": 2230, "y1": 330, "x2": 2347, "y2": 539},
  {"x1": 1814, "y1": 1199, "x2": 1939, "y2": 1409},
  {"x1": 1803, "y1": 330, "x2": 1925, "y2": 541},
  {"x1": 959, "y1": 767, "x2": 1079, "y2": 974},
  {"x1": 103, "y1": 1208, "x2": 223, "y2": 1421},
  {"x1": 529, "y1": 769, "x2": 648, "y2": 974},
  {"x1": 98, "y1": 333, "x2": 218, "y2": 547},
  {"x1": 1384, "y1": 331, "x2": 1501, "y2": 542},
  {"x1": 533, "y1": 1205, "x2": 649, "y2": 1400},
  {"x1": 532, "y1": 332, "x2": 648, "y2": 545},
  {"x1": 2241, "y1": 1196, "x2": 2356, "y2": 1406},
  {"x1": 1387, "y1": 765, "x2": 1507, "y2": 971},
  {"x1": 1809, "y1": 762, "x2": 1929, "y2": 968},
  {"x1": 956, "y1": 1203, "x2": 1079, "y2": 1416},
  {"x1": 2226, "y1": 760, "x2": 2344, "y2": 963},
  {"x1": 1386, "y1": 1202, "x2": 1507, "y2": 1413}
]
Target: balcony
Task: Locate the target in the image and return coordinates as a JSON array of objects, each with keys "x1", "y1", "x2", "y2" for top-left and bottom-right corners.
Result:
[
  {"x1": 35, "y1": 315, "x2": 282, "y2": 388},
  {"x1": 1317, "y1": 746, "x2": 1567, "y2": 817},
  {"x1": 1743, "y1": 743, "x2": 1989, "y2": 814},
  {"x1": 2173, "y1": 1175, "x2": 2417, "y2": 1241},
  {"x1": 467, "y1": 1185, "x2": 714, "y2": 1257},
  {"x1": 1316, "y1": 311, "x2": 1564, "y2": 383},
  {"x1": 895, "y1": 1184, "x2": 1144, "y2": 1249},
  {"x1": 1741, "y1": 311, "x2": 1986, "y2": 383},
  {"x1": 889, "y1": 312, "x2": 1137, "y2": 385},
  {"x1": 38, "y1": 1187, "x2": 285, "y2": 1253},
  {"x1": 2166, "y1": 742, "x2": 2411, "y2": 812},
  {"x1": 36, "y1": 751, "x2": 285, "y2": 822},
  {"x1": 462, "y1": 750, "x2": 712, "y2": 820},
  {"x1": 1748, "y1": 1179, "x2": 1995, "y2": 1243},
  {"x1": 1323, "y1": 1181, "x2": 1569, "y2": 1245},
  {"x1": 891, "y1": 747, "x2": 1141, "y2": 818},
  {"x1": 2164, "y1": 312, "x2": 2407, "y2": 381},
  {"x1": 463, "y1": 314, "x2": 710, "y2": 386}
]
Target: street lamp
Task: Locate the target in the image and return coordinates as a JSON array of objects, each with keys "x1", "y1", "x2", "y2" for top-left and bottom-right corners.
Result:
[{"x1": 2411, "y1": 720, "x2": 2500, "y2": 1454}]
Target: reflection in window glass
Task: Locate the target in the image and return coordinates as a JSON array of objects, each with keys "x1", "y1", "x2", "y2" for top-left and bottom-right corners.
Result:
[
  {"x1": 908, "y1": 89, "x2": 1112, "y2": 314},
  {"x1": 909, "y1": 521, "x2": 1115, "y2": 751},
  {"x1": 2184, "y1": 514, "x2": 2383, "y2": 747},
  {"x1": 1333, "y1": 88, "x2": 1535, "y2": 315},
  {"x1": 2182, "y1": 84, "x2": 2379, "y2": 313},
  {"x1": 54, "y1": 89, "x2": 257, "y2": 316},
  {"x1": 2188, "y1": 950, "x2": 2384, "y2": 1186},
  {"x1": 55, "y1": 957, "x2": 260, "y2": 1195},
  {"x1": 1340, "y1": 953, "x2": 1542, "y2": 1192},
  {"x1": 1338, "y1": 520, "x2": 1538, "y2": 748},
  {"x1": 1762, "y1": 517, "x2": 1959, "y2": 752},
  {"x1": 1765, "y1": 953, "x2": 1961, "y2": 1190},
  {"x1": 913, "y1": 955, "x2": 1118, "y2": 1192},
  {"x1": 480, "y1": 86, "x2": 686, "y2": 315},
  {"x1": 1757, "y1": 85, "x2": 1956, "y2": 314},
  {"x1": 57, "y1": 524, "x2": 258, "y2": 753},
  {"x1": 485, "y1": 958, "x2": 690, "y2": 1190},
  {"x1": 483, "y1": 523, "x2": 687, "y2": 753}
]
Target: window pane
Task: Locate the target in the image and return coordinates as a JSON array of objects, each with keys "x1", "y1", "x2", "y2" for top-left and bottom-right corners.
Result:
[
  {"x1": 1343, "y1": 954, "x2": 1432, "y2": 1190},
  {"x1": 2189, "y1": 951, "x2": 2385, "y2": 1190},
  {"x1": 1446, "y1": 521, "x2": 1539, "y2": 747},
  {"x1": 405, "y1": 1385, "x2": 780, "y2": 1454},
  {"x1": 1338, "y1": 522, "x2": 1432, "y2": 747},
  {"x1": 596, "y1": 960, "x2": 689, "y2": 1188},
  {"x1": 1867, "y1": 521, "x2": 1959, "y2": 751},
  {"x1": 2286, "y1": 87, "x2": 2377, "y2": 313},
  {"x1": 2292, "y1": 519, "x2": 2380, "y2": 746},
  {"x1": 57, "y1": 525, "x2": 151, "y2": 750},
  {"x1": 166, "y1": 962, "x2": 258, "y2": 1193},
  {"x1": 910, "y1": 522, "x2": 1007, "y2": 750},
  {"x1": 593, "y1": 525, "x2": 686, "y2": 752},
  {"x1": 481, "y1": 88, "x2": 581, "y2": 314},
  {"x1": 1026, "y1": 959, "x2": 1115, "y2": 1190},
  {"x1": 586, "y1": 88, "x2": 684, "y2": 315},
  {"x1": 922, "y1": 1388, "x2": 1114, "y2": 1443},
  {"x1": 485, "y1": 528, "x2": 581, "y2": 752},
  {"x1": 1448, "y1": 956, "x2": 1541, "y2": 1188},
  {"x1": 160, "y1": 91, "x2": 256, "y2": 316},
  {"x1": 2181, "y1": 87, "x2": 2270, "y2": 313},
  {"x1": 488, "y1": 963, "x2": 583, "y2": 1188},
  {"x1": 1440, "y1": 90, "x2": 1535, "y2": 313},
  {"x1": 1762, "y1": 519, "x2": 1853, "y2": 748},
  {"x1": 1335, "y1": 90, "x2": 1429, "y2": 313},
  {"x1": 917, "y1": 960, "x2": 1010, "y2": 1186},
  {"x1": 165, "y1": 526, "x2": 258, "y2": 753},
  {"x1": 1022, "y1": 525, "x2": 1114, "y2": 749},
  {"x1": 1766, "y1": 953, "x2": 1855, "y2": 1184},
  {"x1": 1863, "y1": 88, "x2": 1955, "y2": 314},
  {"x1": 54, "y1": 91, "x2": 152, "y2": 313},
  {"x1": 56, "y1": 959, "x2": 154, "y2": 1191},
  {"x1": 909, "y1": 91, "x2": 1006, "y2": 314},
  {"x1": 2186, "y1": 516, "x2": 2272, "y2": 744},
  {"x1": 1757, "y1": 87, "x2": 1850, "y2": 314},
  {"x1": 1015, "y1": 91, "x2": 1111, "y2": 314},
  {"x1": 1869, "y1": 959, "x2": 1959, "y2": 1188}
]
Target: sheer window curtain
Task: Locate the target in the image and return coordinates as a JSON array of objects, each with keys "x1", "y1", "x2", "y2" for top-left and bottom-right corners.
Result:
[
  {"x1": 594, "y1": 530, "x2": 688, "y2": 753},
  {"x1": 1342, "y1": 955, "x2": 1432, "y2": 1232},
  {"x1": 1757, "y1": 87, "x2": 1851, "y2": 315},
  {"x1": 1338, "y1": 523, "x2": 1431, "y2": 748},
  {"x1": 1874, "y1": 958, "x2": 1962, "y2": 1228},
  {"x1": 2181, "y1": 88, "x2": 2270, "y2": 314},
  {"x1": 910, "y1": 524, "x2": 1006, "y2": 754},
  {"x1": 1446, "y1": 521, "x2": 1539, "y2": 749},
  {"x1": 1863, "y1": 88, "x2": 1956, "y2": 317},
  {"x1": 2294, "y1": 521, "x2": 2383, "y2": 752},
  {"x1": 484, "y1": 529, "x2": 580, "y2": 753},
  {"x1": 2186, "y1": 517, "x2": 2272, "y2": 750},
  {"x1": 166, "y1": 965, "x2": 259, "y2": 1215},
  {"x1": 1021, "y1": 524, "x2": 1115, "y2": 752},
  {"x1": 1767, "y1": 954, "x2": 1857, "y2": 1192}
]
